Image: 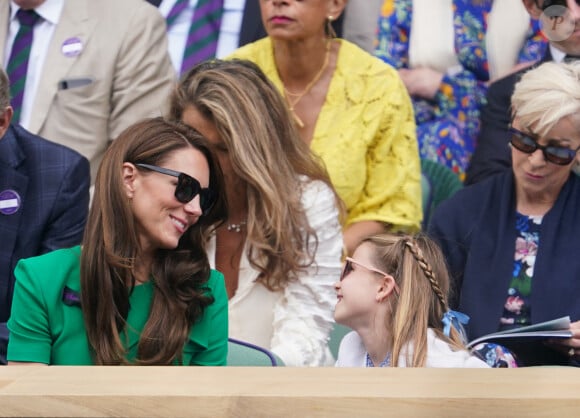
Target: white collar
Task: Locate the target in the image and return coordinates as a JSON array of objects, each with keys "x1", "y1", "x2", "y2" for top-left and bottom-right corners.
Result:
[
  {"x1": 550, "y1": 44, "x2": 567, "y2": 64},
  {"x1": 10, "y1": 0, "x2": 65, "y2": 26}
]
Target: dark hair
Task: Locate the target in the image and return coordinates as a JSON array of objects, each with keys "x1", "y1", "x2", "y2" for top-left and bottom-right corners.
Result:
[{"x1": 81, "y1": 117, "x2": 227, "y2": 365}]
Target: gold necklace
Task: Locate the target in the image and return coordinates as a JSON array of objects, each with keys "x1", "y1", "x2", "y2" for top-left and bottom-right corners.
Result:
[{"x1": 282, "y1": 41, "x2": 330, "y2": 129}]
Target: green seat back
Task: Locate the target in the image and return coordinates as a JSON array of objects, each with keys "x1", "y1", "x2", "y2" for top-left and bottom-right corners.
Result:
[
  {"x1": 420, "y1": 159, "x2": 463, "y2": 229},
  {"x1": 227, "y1": 338, "x2": 284, "y2": 366},
  {"x1": 328, "y1": 323, "x2": 352, "y2": 360}
]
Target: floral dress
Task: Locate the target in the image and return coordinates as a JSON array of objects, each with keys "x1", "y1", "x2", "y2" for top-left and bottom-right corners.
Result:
[
  {"x1": 375, "y1": 0, "x2": 546, "y2": 180},
  {"x1": 471, "y1": 213, "x2": 543, "y2": 367},
  {"x1": 499, "y1": 213, "x2": 542, "y2": 329}
]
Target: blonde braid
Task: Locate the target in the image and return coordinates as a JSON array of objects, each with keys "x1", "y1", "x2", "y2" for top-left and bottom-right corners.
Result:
[{"x1": 403, "y1": 240, "x2": 447, "y2": 310}]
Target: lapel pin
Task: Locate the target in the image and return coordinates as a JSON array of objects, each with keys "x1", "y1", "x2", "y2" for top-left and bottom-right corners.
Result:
[
  {"x1": 0, "y1": 189, "x2": 21, "y2": 215},
  {"x1": 61, "y1": 37, "x2": 83, "y2": 58}
]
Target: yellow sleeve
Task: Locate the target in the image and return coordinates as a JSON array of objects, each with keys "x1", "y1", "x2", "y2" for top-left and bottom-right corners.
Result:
[{"x1": 346, "y1": 64, "x2": 422, "y2": 231}]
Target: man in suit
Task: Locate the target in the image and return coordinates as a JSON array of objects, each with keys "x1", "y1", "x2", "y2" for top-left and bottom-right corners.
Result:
[
  {"x1": 147, "y1": 0, "x2": 343, "y2": 75},
  {"x1": 0, "y1": 67, "x2": 90, "y2": 365},
  {"x1": 465, "y1": 0, "x2": 580, "y2": 185},
  {"x1": 0, "y1": 0, "x2": 175, "y2": 183}
]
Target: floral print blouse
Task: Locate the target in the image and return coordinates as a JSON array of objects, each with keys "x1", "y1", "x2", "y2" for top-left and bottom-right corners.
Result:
[
  {"x1": 375, "y1": 0, "x2": 547, "y2": 180},
  {"x1": 499, "y1": 213, "x2": 543, "y2": 329},
  {"x1": 471, "y1": 213, "x2": 543, "y2": 368}
]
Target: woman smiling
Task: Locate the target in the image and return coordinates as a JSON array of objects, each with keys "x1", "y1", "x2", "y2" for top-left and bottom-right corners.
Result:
[{"x1": 7, "y1": 118, "x2": 228, "y2": 365}]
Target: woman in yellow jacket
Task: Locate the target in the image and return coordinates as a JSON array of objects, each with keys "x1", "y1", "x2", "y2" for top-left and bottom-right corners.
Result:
[{"x1": 229, "y1": 0, "x2": 422, "y2": 254}]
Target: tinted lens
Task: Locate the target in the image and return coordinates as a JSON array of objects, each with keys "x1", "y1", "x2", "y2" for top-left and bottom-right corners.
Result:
[
  {"x1": 510, "y1": 129, "x2": 576, "y2": 165},
  {"x1": 175, "y1": 173, "x2": 216, "y2": 212},
  {"x1": 545, "y1": 146, "x2": 576, "y2": 165},
  {"x1": 340, "y1": 260, "x2": 353, "y2": 281},
  {"x1": 510, "y1": 131, "x2": 537, "y2": 153},
  {"x1": 175, "y1": 173, "x2": 201, "y2": 204}
]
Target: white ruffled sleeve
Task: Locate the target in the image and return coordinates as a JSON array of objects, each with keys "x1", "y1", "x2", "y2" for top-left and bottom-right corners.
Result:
[{"x1": 270, "y1": 180, "x2": 344, "y2": 366}]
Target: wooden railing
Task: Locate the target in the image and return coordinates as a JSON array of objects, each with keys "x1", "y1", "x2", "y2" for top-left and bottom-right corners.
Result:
[{"x1": 1, "y1": 366, "x2": 579, "y2": 417}]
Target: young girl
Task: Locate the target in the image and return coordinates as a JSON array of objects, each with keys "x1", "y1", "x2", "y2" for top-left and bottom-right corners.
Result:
[{"x1": 334, "y1": 233, "x2": 488, "y2": 367}]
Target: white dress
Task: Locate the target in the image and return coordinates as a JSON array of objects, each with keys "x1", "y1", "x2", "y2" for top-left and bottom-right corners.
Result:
[
  {"x1": 207, "y1": 179, "x2": 343, "y2": 366},
  {"x1": 335, "y1": 330, "x2": 489, "y2": 368}
]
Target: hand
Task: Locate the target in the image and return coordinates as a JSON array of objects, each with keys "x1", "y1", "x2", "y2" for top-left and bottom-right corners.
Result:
[
  {"x1": 398, "y1": 67, "x2": 444, "y2": 100},
  {"x1": 546, "y1": 320, "x2": 580, "y2": 359},
  {"x1": 343, "y1": 221, "x2": 387, "y2": 256}
]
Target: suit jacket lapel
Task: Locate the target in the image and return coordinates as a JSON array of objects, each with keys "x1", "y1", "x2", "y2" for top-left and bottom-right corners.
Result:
[
  {"x1": 28, "y1": 0, "x2": 96, "y2": 134},
  {"x1": 0, "y1": 127, "x2": 29, "y2": 296}
]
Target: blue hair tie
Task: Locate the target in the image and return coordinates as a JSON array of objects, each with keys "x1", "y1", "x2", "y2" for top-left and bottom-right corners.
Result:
[{"x1": 442, "y1": 309, "x2": 470, "y2": 341}]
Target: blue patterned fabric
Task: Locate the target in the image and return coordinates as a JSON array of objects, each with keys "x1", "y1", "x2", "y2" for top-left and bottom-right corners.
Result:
[
  {"x1": 375, "y1": 0, "x2": 547, "y2": 180},
  {"x1": 499, "y1": 213, "x2": 543, "y2": 330},
  {"x1": 365, "y1": 351, "x2": 392, "y2": 367},
  {"x1": 471, "y1": 342, "x2": 519, "y2": 367}
]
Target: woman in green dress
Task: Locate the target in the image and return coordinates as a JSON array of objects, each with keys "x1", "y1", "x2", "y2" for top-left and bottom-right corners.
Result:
[{"x1": 7, "y1": 117, "x2": 228, "y2": 365}]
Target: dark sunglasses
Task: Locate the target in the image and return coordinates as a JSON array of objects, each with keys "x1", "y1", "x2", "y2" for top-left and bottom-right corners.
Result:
[
  {"x1": 537, "y1": 0, "x2": 580, "y2": 9},
  {"x1": 136, "y1": 163, "x2": 215, "y2": 212},
  {"x1": 509, "y1": 127, "x2": 580, "y2": 165}
]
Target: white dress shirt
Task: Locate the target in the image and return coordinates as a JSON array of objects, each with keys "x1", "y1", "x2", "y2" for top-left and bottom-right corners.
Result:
[
  {"x1": 5, "y1": 0, "x2": 64, "y2": 129},
  {"x1": 158, "y1": 0, "x2": 245, "y2": 74},
  {"x1": 550, "y1": 44, "x2": 567, "y2": 63}
]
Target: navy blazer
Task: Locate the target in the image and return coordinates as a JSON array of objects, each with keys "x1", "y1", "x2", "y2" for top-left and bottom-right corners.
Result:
[
  {"x1": 429, "y1": 171, "x2": 580, "y2": 341},
  {"x1": 0, "y1": 124, "x2": 90, "y2": 323}
]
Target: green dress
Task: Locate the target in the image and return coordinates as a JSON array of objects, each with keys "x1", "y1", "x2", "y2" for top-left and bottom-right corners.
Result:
[{"x1": 7, "y1": 246, "x2": 228, "y2": 365}]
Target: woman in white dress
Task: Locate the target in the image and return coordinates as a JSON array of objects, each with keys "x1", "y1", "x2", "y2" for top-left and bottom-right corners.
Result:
[{"x1": 169, "y1": 59, "x2": 344, "y2": 366}]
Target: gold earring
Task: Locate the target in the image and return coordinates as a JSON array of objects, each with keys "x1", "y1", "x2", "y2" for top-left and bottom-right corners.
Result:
[{"x1": 326, "y1": 15, "x2": 336, "y2": 39}]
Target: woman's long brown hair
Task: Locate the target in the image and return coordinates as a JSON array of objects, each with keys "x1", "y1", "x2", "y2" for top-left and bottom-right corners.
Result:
[{"x1": 80, "y1": 117, "x2": 227, "y2": 365}]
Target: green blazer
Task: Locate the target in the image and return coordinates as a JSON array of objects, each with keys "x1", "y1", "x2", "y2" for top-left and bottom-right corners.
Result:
[{"x1": 7, "y1": 246, "x2": 228, "y2": 365}]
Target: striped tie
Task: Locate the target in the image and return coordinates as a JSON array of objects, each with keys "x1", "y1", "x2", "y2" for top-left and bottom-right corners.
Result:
[
  {"x1": 165, "y1": 0, "x2": 189, "y2": 28},
  {"x1": 180, "y1": 0, "x2": 223, "y2": 75},
  {"x1": 6, "y1": 9, "x2": 41, "y2": 124}
]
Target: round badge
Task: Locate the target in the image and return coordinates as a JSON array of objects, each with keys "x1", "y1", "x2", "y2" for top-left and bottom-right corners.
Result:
[
  {"x1": 61, "y1": 37, "x2": 83, "y2": 58},
  {"x1": 0, "y1": 189, "x2": 21, "y2": 215}
]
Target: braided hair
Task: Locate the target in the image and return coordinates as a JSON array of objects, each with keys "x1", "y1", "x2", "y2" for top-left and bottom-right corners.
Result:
[
  {"x1": 403, "y1": 239, "x2": 447, "y2": 311},
  {"x1": 361, "y1": 233, "x2": 466, "y2": 367}
]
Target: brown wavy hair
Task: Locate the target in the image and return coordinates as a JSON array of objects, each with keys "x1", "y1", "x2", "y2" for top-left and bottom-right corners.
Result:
[
  {"x1": 81, "y1": 117, "x2": 227, "y2": 365},
  {"x1": 362, "y1": 232, "x2": 466, "y2": 367},
  {"x1": 169, "y1": 59, "x2": 342, "y2": 290}
]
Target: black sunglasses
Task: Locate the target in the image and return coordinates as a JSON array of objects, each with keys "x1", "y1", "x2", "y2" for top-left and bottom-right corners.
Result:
[
  {"x1": 509, "y1": 127, "x2": 580, "y2": 165},
  {"x1": 136, "y1": 163, "x2": 215, "y2": 212},
  {"x1": 537, "y1": 0, "x2": 580, "y2": 9}
]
